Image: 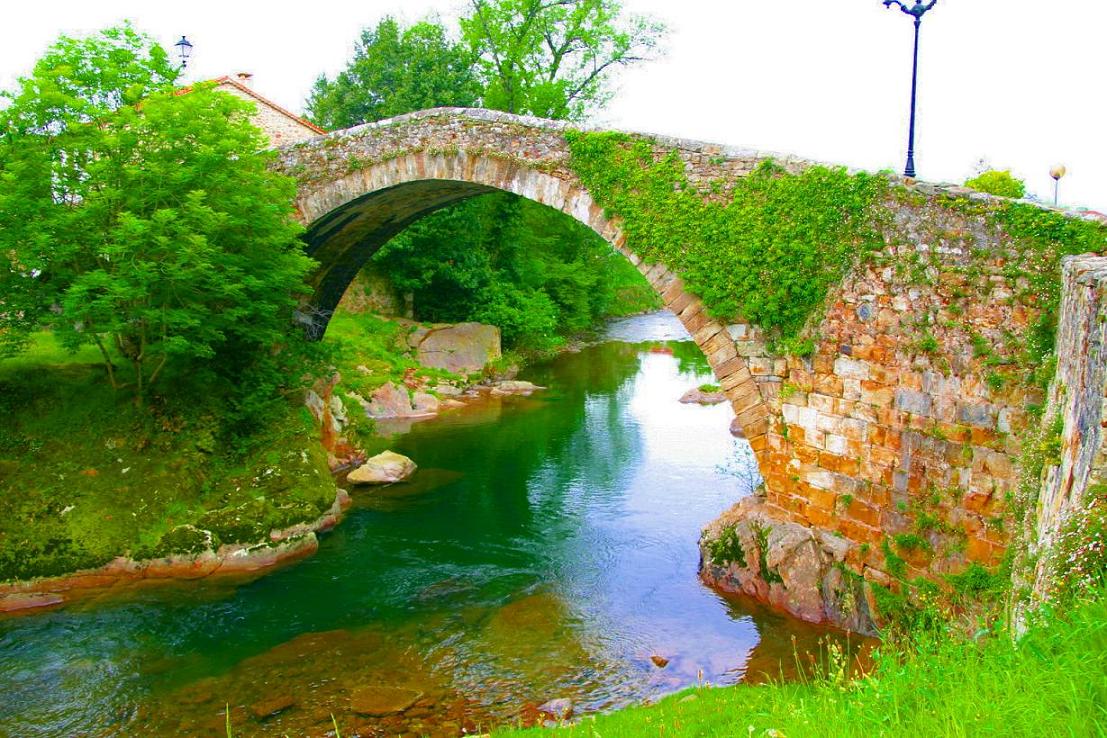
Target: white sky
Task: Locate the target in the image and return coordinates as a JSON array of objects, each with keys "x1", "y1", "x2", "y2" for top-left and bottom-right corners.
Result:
[{"x1": 1, "y1": 1, "x2": 1102, "y2": 209}]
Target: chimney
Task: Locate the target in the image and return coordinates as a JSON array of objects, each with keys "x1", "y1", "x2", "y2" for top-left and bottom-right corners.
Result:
[{"x1": 235, "y1": 72, "x2": 254, "y2": 87}]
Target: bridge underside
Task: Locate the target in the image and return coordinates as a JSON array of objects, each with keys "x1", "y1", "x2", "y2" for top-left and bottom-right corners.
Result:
[{"x1": 299, "y1": 179, "x2": 496, "y2": 337}]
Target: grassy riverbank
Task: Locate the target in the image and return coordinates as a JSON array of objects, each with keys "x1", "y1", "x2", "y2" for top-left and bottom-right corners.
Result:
[
  {"x1": 0, "y1": 333, "x2": 336, "y2": 584},
  {"x1": 494, "y1": 590, "x2": 1107, "y2": 738}
]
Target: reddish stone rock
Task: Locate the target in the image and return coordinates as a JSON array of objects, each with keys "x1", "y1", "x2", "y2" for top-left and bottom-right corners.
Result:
[{"x1": 350, "y1": 686, "x2": 423, "y2": 716}]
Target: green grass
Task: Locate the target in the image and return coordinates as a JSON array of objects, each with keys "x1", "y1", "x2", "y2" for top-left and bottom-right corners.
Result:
[
  {"x1": 493, "y1": 590, "x2": 1107, "y2": 738},
  {"x1": 0, "y1": 332, "x2": 337, "y2": 582}
]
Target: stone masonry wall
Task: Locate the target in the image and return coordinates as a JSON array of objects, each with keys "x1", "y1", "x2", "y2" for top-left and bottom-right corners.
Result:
[{"x1": 1026, "y1": 255, "x2": 1107, "y2": 602}]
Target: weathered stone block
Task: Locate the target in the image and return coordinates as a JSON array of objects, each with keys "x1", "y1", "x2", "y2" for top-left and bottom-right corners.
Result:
[
  {"x1": 956, "y1": 402, "x2": 996, "y2": 428},
  {"x1": 895, "y1": 388, "x2": 933, "y2": 416},
  {"x1": 834, "y1": 356, "x2": 870, "y2": 381}
]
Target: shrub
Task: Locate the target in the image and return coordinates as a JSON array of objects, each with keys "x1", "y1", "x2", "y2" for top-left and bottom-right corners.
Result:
[{"x1": 965, "y1": 170, "x2": 1027, "y2": 199}]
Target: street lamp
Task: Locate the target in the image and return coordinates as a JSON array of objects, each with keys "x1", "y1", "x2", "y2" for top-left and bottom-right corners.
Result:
[
  {"x1": 883, "y1": 0, "x2": 938, "y2": 179},
  {"x1": 174, "y1": 35, "x2": 193, "y2": 69},
  {"x1": 1050, "y1": 165, "x2": 1067, "y2": 206}
]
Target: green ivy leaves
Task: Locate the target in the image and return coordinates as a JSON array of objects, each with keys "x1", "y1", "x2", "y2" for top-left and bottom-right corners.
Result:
[{"x1": 565, "y1": 131, "x2": 886, "y2": 347}]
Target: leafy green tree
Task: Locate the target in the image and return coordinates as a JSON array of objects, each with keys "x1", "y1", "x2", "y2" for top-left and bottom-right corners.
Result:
[
  {"x1": 372, "y1": 192, "x2": 643, "y2": 350},
  {"x1": 460, "y1": 0, "x2": 665, "y2": 120},
  {"x1": 0, "y1": 26, "x2": 314, "y2": 402},
  {"x1": 306, "y1": 17, "x2": 481, "y2": 129}
]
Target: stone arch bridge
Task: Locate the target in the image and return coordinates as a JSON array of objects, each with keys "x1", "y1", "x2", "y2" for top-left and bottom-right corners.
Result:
[{"x1": 275, "y1": 108, "x2": 1103, "y2": 632}]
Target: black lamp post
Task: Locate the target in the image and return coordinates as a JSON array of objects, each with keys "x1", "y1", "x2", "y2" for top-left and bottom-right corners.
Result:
[
  {"x1": 883, "y1": 0, "x2": 938, "y2": 179},
  {"x1": 174, "y1": 35, "x2": 193, "y2": 69}
]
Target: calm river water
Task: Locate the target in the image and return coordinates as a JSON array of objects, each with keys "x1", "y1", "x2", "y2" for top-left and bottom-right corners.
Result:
[{"x1": 0, "y1": 312, "x2": 860, "y2": 737}]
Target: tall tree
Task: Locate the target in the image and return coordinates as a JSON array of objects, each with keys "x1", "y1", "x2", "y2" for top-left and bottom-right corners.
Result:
[
  {"x1": 0, "y1": 26, "x2": 314, "y2": 402},
  {"x1": 306, "y1": 17, "x2": 481, "y2": 129},
  {"x1": 460, "y1": 0, "x2": 664, "y2": 120}
]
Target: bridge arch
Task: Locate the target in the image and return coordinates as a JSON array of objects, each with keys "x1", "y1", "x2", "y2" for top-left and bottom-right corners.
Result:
[
  {"x1": 279, "y1": 115, "x2": 773, "y2": 452},
  {"x1": 273, "y1": 108, "x2": 1095, "y2": 630}
]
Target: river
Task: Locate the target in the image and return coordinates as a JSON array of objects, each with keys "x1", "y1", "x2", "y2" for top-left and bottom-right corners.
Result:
[{"x1": 0, "y1": 312, "x2": 864, "y2": 737}]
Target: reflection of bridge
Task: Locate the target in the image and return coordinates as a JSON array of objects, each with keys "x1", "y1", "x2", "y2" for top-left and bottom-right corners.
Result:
[{"x1": 275, "y1": 108, "x2": 1103, "y2": 632}]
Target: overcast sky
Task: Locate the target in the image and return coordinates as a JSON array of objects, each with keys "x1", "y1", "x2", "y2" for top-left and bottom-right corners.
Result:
[{"x1": 1, "y1": 1, "x2": 1102, "y2": 209}]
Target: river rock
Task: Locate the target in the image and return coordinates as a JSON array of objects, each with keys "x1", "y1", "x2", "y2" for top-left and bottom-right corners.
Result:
[
  {"x1": 536, "y1": 698, "x2": 573, "y2": 721},
  {"x1": 413, "y1": 322, "x2": 502, "y2": 374},
  {"x1": 412, "y1": 391, "x2": 439, "y2": 415},
  {"x1": 729, "y1": 417, "x2": 746, "y2": 438},
  {"x1": 366, "y1": 382, "x2": 416, "y2": 418},
  {"x1": 700, "y1": 498, "x2": 878, "y2": 636},
  {"x1": 650, "y1": 654, "x2": 670, "y2": 668},
  {"x1": 350, "y1": 686, "x2": 423, "y2": 716},
  {"x1": 679, "y1": 387, "x2": 727, "y2": 405},
  {"x1": 250, "y1": 693, "x2": 296, "y2": 720},
  {"x1": 347, "y1": 451, "x2": 417, "y2": 485},
  {"x1": 490, "y1": 380, "x2": 545, "y2": 396}
]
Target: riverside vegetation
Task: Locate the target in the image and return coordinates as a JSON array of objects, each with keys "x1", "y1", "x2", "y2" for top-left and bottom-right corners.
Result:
[
  {"x1": 0, "y1": 8, "x2": 661, "y2": 588},
  {"x1": 2, "y1": 3, "x2": 1107, "y2": 737},
  {"x1": 492, "y1": 587, "x2": 1107, "y2": 738}
]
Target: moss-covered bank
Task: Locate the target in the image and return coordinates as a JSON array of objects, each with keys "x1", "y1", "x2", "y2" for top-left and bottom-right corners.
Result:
[{"x1": 0, "y1": 333, "x2": 341, "y2": 610}]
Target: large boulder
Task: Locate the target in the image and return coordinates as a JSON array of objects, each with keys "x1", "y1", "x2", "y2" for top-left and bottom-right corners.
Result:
[
  {"x1": 347, "y1": 451, "x2": 417, "y2": 485},
  {"x1": 699, "y1": 498, "x2": 878, "y2": 635},
  {"x1": 412, "y1": 323, "x2": 501, "y2": 374},
  {"x1": 411, "y1": 391, "x2": 439, "y2": 415}
]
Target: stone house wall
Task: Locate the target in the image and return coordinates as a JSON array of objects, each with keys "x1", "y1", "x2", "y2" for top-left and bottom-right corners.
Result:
[{"x1": 215, "y1": 78, "x2": 323, "y2": 148}]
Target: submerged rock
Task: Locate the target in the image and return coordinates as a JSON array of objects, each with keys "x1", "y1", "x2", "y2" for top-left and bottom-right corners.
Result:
[
  {"x1": 347, "y1": 451, "x2": 417, "y2": 485},
  {"x1": 350, "y1": 685, "x2": 423, "y2": 716},
  {"x1": 490, "y1": 380, "x2": 545, "y2": 396},
  {"x1": 250, "y1": 693, "x2": 296, "y2": 720},
  {"x1": 537, "y1": 698, "x2": 573, "y2": 721}
]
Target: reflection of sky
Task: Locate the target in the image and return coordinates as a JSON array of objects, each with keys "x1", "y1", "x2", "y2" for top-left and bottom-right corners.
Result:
[
  {"x1": 541, "y1": 314, "x2": 767, "y2": 707},
  {"x1": 604, "y1": 311, "x2": 692, "y2": 343}
]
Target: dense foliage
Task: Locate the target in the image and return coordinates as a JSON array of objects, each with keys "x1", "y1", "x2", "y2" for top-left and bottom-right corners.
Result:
[
  {"x1": 460, "y1": 0, "x2": 664, "y2": 120},
  {"x1": 965, "y1": 169, "x2": 1027, "y2": 199},
  {"x1": 373, "y1": 193, "x2": 657, "y2": 351},
  {"x1": 565, "y1": 132, "x2": 887, "y2": 350},
  {"x1": 305, "y1": 17, "x2": 480, "y2": 130},
  {"x1": 0, "y1": 25, "x2": 314, "y2": 403}
]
